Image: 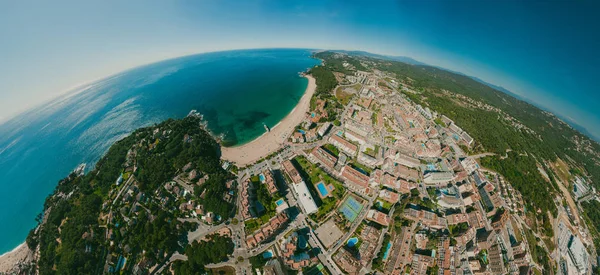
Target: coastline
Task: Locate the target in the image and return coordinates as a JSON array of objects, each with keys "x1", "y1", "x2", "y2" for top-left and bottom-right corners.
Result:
[
  {"x1": 220, "y1": 74, "x2": 316, "y2": 166},
  {"x1": 0, "y1": 242, "x2": 32, "y2": 273}
]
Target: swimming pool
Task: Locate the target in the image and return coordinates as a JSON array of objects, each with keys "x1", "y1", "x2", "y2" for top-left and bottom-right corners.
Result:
[
  {"x1": 259, "y1": 173, "x2": 265, "y2": 182},
  {"x1": 347, "y1": 237, "x2": 359, "y2": 247},
  {"x1": 263, "y1": 250, "x2": 273, "y2": 259},
  {"x1": 382, "y1": 242, "x2": 391, "y2": 260},
  {"x1": 298, "y1": 129, "x2": 306, "y2": 134},
  {"x1": 298, "y1": 235, "x2": 307, "y2": 249},
  {"x1": 316, "y1": 182, "x2": 329, "y2": 197},
  {"x1": 427, "y1": 163, "x2": 436, "y2": 171},
  {"x1": 275, "y1": 198, "x2": 284, "y2": 206}
]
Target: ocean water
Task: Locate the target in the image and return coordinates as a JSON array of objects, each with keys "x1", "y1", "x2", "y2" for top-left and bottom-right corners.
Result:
[{"x1": 0, "y1": 49, "x2": 319, "y2": 253}]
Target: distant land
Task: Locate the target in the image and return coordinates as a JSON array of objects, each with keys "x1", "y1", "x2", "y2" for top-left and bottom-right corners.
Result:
[
  {"x1": 333, "y1": 49, "x2": 600, "y2": 143},
  {"x1": 4, "y1": 49, "x2": 599, "y2": 275}
]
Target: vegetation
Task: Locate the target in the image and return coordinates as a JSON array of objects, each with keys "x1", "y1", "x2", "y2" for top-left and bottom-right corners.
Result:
[
  {"x1": 371, "y1": 233, "x2": 391, "y2": 271},
  {"x1": 255, "y1": 181, "x2": 279, "y2": 221},
  {"x1": 480, "y1": 154, "x2": 555, "y2": 233},
  {"x1": 293, "y1": 155, "x2": 346, "y2": 222},
  {"x1": 172, "y1": 234, "x2": 234, "y2": 274},
  {"x1": 316, "y1": 53, "x2": 600, "y2": 245},
  {"x1": 335, "y1": 86, "x2": 355, "y2": 105},
  {"x1": 323, "y1": 143, "x2": 340, "y2": 157},
  {"x1": 309, "y1": 66, "x2": 338, "y2": 98},
  {"x1": 28, "y1": 117, "x2": 235, "y2": 274},
  {"x1": 312, "y1": 51, "x2": 600, "y2": 252},
  {"x1": 581, "y1": 200, "x2": 600, "y2": 233}
]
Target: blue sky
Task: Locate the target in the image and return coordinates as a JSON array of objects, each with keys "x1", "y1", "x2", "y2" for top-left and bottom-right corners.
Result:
[{"x1": 1, "y1": 0, "x2": 599, "y2": 139}]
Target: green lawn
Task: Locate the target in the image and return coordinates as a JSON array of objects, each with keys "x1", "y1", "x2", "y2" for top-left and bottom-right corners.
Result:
[
  {"x1": 323, "y1": 144, "x2": 340, "y2": 157},
  {"x1": 295, "y1": 155, "x2": 346, "y2": 222},
  {"x1": 335, "y1": 87, "x2": 355, "y2": 106}
]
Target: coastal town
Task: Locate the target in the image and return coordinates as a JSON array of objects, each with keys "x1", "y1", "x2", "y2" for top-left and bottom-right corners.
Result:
[
  {"x1": 2, "y1": 52, "x2": 599, "y2": 275},
  {"x1": 212, "y1": 52, "x2": 599, "y2": 275}
]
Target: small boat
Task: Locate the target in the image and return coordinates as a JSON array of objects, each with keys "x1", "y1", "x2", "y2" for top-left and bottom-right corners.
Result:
[{"x1": 264, "y1": 123, "x2": 270, "y2": 132}]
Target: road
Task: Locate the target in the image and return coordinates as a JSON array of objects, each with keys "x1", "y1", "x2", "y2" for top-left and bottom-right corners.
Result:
[{"x1": 468, "y1": 152, "x2": 496, "y2": 159}]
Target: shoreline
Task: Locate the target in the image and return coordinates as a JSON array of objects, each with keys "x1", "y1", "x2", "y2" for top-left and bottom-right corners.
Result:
[
  {"x1": 0, "y1": 242, "x2": 32, "y2": 273},
  {"x1": 220, "y1": 74, "x2": 316, "y2": 166}
]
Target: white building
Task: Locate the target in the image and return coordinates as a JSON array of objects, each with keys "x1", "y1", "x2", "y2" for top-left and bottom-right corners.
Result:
[
  {"x1": 318, "y1": 122, "x2": 332, "y2": 137},
  {"x1": 423, "y1": 171, "x2": 454, "y2": 185},
  {"x1": 567, "y1": 235, "x2": 589, "y2": 274},
  {"x1": 344, "y1": 130, "x2": 367, "y2": 145},
  {"x1": 292, "y1": 181, "x2": 318, "y2": 215}
]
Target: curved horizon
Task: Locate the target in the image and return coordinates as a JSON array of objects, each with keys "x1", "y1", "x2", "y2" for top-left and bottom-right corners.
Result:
[
  {"x1": 3, "y1": 46, "x2": 598, "y2": 144},
  {"x1": 0, "y1": 48, "x2": 318, "y2": 253}
]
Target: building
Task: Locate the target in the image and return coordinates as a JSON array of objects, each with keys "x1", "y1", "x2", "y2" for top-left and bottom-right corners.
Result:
[
  {"x1": 488, "y1": 241, "x2": 506, "y2": 274},
  {"x1": 291, "y1": 132, "x2": 305, "y2": 143},
  {"x1": 460, "y1": 157, "x2": 479, "y2": 174},
  {"x1": 263, "y1": 258, "x2": 286, "y2": 275},
  {"x1": 317, "y1": 122, "x2": 332, "y2": 137},
  {"x1": 305, "y1": 128, "x2": 318, "y2": 142},
  {"x1": 395, "y1": 154, "x2": 421, "y2": 168},
  {"x1": 358, "y1": 151, "x2": 378, "y2": 167},
  {"x1": 310, "y1": 146, "x2": 337, "y2": 169},
  {"x1": 423, "y1": 171, "x2": 454, "y2": 185},
  {"x1": 567, "y1": 234, "x2": 589, "y2": 274},
  {"x1": 411, "y1": 254, "x2": 435, "y2": 275},
  {"x1": 261, "y1": 169, "x2": 278, "y2": 194},
  {"x1": 246, "y1": 212, "x2": 289, "y2": 248},
  {"x1": 378, "y1": 189, "x2": 400, "y2": 204},
  {"x1": 341, "y1": 164, "x2": 370, "y2": 190},
  {"x1": 291, "y1": 180, "x2": 318, "y2": 214},
  {"x1": 282, "y1": 160, "x2": 303, "y2": 184},
  {"x1": 366, "y1": 209, "x2": 390, "y2": 226},
  {"x1": 394, "y1": 164, "x2": 419, "y2": 182},
  {"x1": 329, "y1": 134, "x2": 358, "y2": 156},
  {"x1": 461, "y1": 131, "x2": 474, "y2": 146},
  {"x1": 344, "y1": 129, "x2": 367, "y2": 145},
  {"x1": 446, "y1": 213, "x2": 469, "y2": 225},
  {"x1": 403, "y1": 205, "x2": 447, "y2": 230},
  {"x1": 387, "y1": 226, "x2": 414, "y2": 274}
]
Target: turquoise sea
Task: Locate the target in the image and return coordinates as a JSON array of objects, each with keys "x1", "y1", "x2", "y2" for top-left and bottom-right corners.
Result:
[{"x1": 0, "y1": 49, "x2": 319, "y2": 254}]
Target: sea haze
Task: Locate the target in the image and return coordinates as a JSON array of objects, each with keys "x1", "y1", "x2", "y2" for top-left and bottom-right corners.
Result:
[{"x1": 0, "y1": 48, "x2": 319, "y2": 253}]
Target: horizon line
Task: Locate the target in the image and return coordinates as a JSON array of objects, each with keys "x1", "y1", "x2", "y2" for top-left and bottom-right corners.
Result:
[{"x1": 1, "y1": 46, "x2": 598, "y2": 143}]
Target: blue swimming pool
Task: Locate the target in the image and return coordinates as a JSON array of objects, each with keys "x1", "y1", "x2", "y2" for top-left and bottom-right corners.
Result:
[
  {"x1": 275, "y1": 198, "x2": 284, "y2": 206},
  {"x1": 347, "y1": 237, "x2": 359, "y2": 247},
  {"x1": 316, "y1": 182, "x2": 329, "y2": 197},
  {"x1": 382, "y1": 242, "x2": 391, "y2": 260},
  {"x1": 259, "y1": 173, "x2": 265, "y2": 182},
  {"x1": 298, "y1": 129, "x2": 306, "y2": 134},
  {"x1": 263, "y1": 250, "x2": 273, "y2": 259}
]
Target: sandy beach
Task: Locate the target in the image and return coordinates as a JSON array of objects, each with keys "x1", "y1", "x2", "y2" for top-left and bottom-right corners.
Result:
[
  {"x1": 221, "y1": 75, "x2": 316, "y2": 166},
  {"x1": 0, "y1": 242, "x2": 33, "y2": 273}
]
